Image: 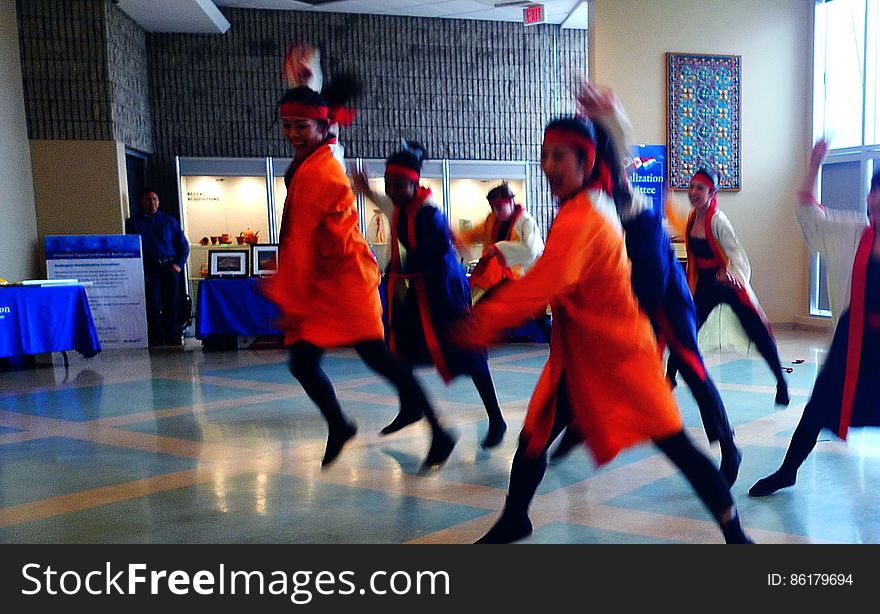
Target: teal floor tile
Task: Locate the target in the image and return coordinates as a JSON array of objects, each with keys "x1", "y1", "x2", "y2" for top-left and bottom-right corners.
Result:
[
  {"x1": 358, "y1": 424, "x2": 661, "y2": 496},
  {"x1": 0, "y1": 437, "x2": 198, "y2": 508},
  {"x1": 0, "y1": 380, "x2": 255, "y2": 421},
  {"x1": 606, "y1": 443, "x2": 880, "y2": 543},
  {"x1": 674, "y1": 387, "x2": 806, "y2": 431},
  {"x1": 709, "y1": 358, "x2": 820, "y2": 391},
  {"x1": 119, "y1": 397, "x2": 417, "y2": 447},
  {"x1": 348, "y1": 368, "x2": 534, "y2": 408},
  {"x1": 523, "y1": 520, "x2": 680, "y2": 544},
  {"x1": 202, "y1": 356, "x2": 365, "y2": 384},
  {"x1": 0, "y1": 473, "x2": 489, "y2": 543}
]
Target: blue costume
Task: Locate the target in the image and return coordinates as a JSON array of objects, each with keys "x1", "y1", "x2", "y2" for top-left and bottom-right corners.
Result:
[
  {"x1": 387, "y1": 188, "x2": 489, "y2": 381},
  {"x1": 376, "y1": 144, "x2": 506, "y2": 449},
  {"x1": 622, "y1": 205, "x2": 735, "y2": 453}
]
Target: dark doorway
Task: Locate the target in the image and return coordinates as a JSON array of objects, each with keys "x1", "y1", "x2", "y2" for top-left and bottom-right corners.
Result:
[{"x1": 125, "y1": 149, "x2": 149, "y2": 216}]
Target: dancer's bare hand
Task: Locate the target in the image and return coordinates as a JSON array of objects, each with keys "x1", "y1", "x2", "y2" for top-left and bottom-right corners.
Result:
[
  {"x1": 349, "y1": 166, "x2": 371, "y2": 195},
  {"x1": 809, "y1": 139, "x2": 830, "y2": 170},
  {"x1": 576, "y1": 80, "x2": 617, "y2": 120}
]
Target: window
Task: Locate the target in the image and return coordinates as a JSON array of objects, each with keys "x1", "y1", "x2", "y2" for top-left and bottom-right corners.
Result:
[{"x1": 810, "y1": 0, "x2": 880, "y2": 316}]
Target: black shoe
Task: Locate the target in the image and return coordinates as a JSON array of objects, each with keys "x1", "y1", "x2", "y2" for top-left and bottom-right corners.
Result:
[
  {"x1": 322, "y1": 421, "x2": 357, "y2": 468},
  {"x1": 749, "y1": 471, "x2": 796, "y2": 497},
  {"x1": 481, "y1": 419, "x2": 507, "y2": 449},
  {"x1": 719, "y1": 443, "x2": 742, "y2": 487},
  {"x1": 422, "y1": 430, "x2": 457, "y2": 469},
  {"x1": 379, "y1": 410, "x2": 423, "y2": 435},
  {"x1": 550, "y1": 429, "x2": 580, "y2": 462},
  {"x1": 475, "y1": 513, "x2": 533, "y2": 544},
  {"x1": 775, "y1": 383, "x2": 790, "y2": 406},
  {"x1": 721, "y1": 515, "x2": 754, "y2": 544}
]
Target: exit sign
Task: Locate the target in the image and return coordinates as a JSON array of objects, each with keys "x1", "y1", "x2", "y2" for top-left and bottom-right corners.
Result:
[{"x1": 523, "y1": 4, "x2": 545, "y2": 26}]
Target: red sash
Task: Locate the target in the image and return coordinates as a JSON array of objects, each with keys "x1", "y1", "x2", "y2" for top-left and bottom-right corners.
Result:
[
  {"x1": 686, "y1": 202, "x2": 771, "y2": 332},
  {"x1": 654, "y1": 309, "x2": 707, "y2": 382},
  {"x1": 386, "y1": 187, "x2": 453, "y2": 382},
  {"x1": 693, "y1": 254, "x2": 725, "y2": 269},
  {"x1": 470, "y1": 206, "x2": 526, "y2": 293},
  {"x1": 490, "y1": 205, "x2": 524, "y2": 244},
  {"x1": 838, "y1": 224, "x2": 876, "y2": 439}
]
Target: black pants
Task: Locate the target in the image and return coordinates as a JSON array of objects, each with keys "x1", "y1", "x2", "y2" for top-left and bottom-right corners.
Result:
[
  {"x1": 144, "y1": 265, "x2": 181, "y2": 346},
  {"x1": 505, "y1": 375, "x2": 734, "y2": 522},
  {"x1": 675, "y1": 354, "x2": 734, "y2": 447},
  {"x1": 288, "y1": 340, "x2": 442, "y2": 432},
  {"x1": 669, "y1": 277, "x2": 785, "y2": 387}
]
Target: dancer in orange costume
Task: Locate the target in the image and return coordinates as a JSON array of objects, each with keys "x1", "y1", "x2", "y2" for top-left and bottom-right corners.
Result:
[
  {"x1": 460, "y1": 115, "x2": 752, "y2": 544},
  {"x1": 263, "y1": 83, "x2": 454, "y2": 469}
]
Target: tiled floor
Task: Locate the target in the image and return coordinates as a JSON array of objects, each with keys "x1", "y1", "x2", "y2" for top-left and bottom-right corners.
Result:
[{"x1": 2, "y1": 328, "x2": 878, "y2": 544}]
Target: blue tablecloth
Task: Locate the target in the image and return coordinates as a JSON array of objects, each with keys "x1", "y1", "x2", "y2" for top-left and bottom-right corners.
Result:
[
  {"x1": 0, "y1": 285, "x2": 101, "y2": 358},
  {"x1": 195, "y1": 278, "x2": 282, "y2": 338}
]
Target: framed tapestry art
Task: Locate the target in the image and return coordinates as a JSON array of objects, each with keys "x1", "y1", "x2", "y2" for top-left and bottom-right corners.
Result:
[{"x1": 667, "y1": 52, "x2": 741, "y2": 190}]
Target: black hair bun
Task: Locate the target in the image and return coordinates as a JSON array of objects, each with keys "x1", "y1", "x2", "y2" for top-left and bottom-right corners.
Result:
[
  {"x1": 323, "y1": 73, "x2": 363, "y2": 107},
  {"x1": 401, "y1": 139, "x2": 426, "y2": 163}
]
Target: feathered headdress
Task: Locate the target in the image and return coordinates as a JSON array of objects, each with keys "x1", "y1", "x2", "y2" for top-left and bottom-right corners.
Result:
[
  {"x1": 279, "y1": 42, "x2": 360, "y2": 128},
  {"x1": 283, "y1": 42, "x2": 322, "y2": 92}
]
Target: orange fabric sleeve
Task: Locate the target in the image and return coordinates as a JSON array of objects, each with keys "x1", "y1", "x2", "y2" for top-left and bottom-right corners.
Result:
[{"x1": 470, "y1": 204, "x2": 591, "y2": 343}]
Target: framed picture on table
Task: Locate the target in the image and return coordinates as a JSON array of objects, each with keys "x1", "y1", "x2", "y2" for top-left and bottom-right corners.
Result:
[
  {"x1": 251, "y1": 244, "x2": 279, "y2": 276},
  {"x1": 207, "y1": 249, "x2": 249, "y2": 278}
]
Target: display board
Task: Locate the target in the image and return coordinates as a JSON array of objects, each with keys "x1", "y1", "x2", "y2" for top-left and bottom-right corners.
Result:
[{"x1": 45, "y1": 234, "x2": 148, "y2": 349}]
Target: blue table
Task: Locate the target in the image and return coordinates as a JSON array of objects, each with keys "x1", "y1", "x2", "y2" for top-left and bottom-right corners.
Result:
[
  {"x1": 195, "y1": 278, "x2": 282, "y2": 338},
  {"x1": 0, "y1": 285, "x2": 101, "y2": 359},
  {"x1": 195, "y1": 277, "x2": 547, "y2": 349}
]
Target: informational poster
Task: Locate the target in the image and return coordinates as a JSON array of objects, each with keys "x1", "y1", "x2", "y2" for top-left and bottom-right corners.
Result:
[
  {"x1": 626, "y1": 144, "x2": 667, "y2": 214},
  {"x1": 45, "y1": 235, "x2": 148, "y2": 349}
]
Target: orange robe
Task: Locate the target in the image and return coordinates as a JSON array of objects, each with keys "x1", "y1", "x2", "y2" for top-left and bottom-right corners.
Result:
[
  {"x1": 262, "y1": 144, "x2": 384, "y2": 348},
  {"x1": 470, "y1": 190, "x2": 682, "y2": 464}
]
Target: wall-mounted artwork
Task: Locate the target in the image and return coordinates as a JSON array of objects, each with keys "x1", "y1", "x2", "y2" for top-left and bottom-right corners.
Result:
[{"x1": 667, "y1": 52, "x2": 741, "y2": 190}]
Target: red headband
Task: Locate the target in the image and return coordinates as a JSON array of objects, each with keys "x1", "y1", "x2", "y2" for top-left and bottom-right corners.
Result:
[
  {"x1": 543, "y1": 128, "x2": 597, "y2": 171},
  {"x1": 691, "y1": 173, "x2": 716, "y2": 191},
  {"x1": 279, "y1": 102, "x2": 356, "y2": 127},
  {"x1": 385, "y1": 164, "x2": 420, "y2": 182},
  {"x1": 280, "y1": 101, "x2": 328, "y2": 120},
  {"x1": 331, "y1": 106, "x2": 356, "y2": 127}
]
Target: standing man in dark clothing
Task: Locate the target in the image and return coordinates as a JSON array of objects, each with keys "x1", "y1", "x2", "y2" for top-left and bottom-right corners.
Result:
[{"x1": 125, "y1": 187, "x2": 189, "y2": 347}]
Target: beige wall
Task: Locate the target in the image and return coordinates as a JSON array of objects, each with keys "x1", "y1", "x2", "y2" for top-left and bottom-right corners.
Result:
[
  {"x1": 0, "y1": 0, "x2": 38, "y2": 281},
  {"x1": 30, "y1": 140, "x2": 130, "y2": 262},
  {"x1": 590, "y1": 0, "x2": 814, "y2": 323}
]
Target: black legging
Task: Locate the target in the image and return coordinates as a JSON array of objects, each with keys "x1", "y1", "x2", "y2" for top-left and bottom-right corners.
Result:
[
  {"x1": 675, "y1": 356, "x2": 735, "y2": 447},
  {"x1": 773, "y1": 416, "x2": 823, "y2": 479},
  {"x1": 470, "y1": 359, "x2": 504, "y2": 424},
  {"x1": 288, "y1": 340, "x2": 442, "y2": 432},
  {"x1": 669, "y1": 277, "x2": 786, "y2": 387},
  {"x1": 505, "y1": 376, "x2": 735, "y2": 524}
]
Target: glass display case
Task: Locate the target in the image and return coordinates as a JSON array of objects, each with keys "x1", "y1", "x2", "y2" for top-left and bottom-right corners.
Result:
[
  {"x1": 447, "y1": 161, "x2": 529, "y2": 264},
  {"x1": 177, "y1": 155, "x2": 531, "y2": 337},
  {"x1": 176, "y1": 157, "x2": 273, "y2": 308},
  {"x1": 270, "y1": 157, "x2": 291, "y2": 243}
]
